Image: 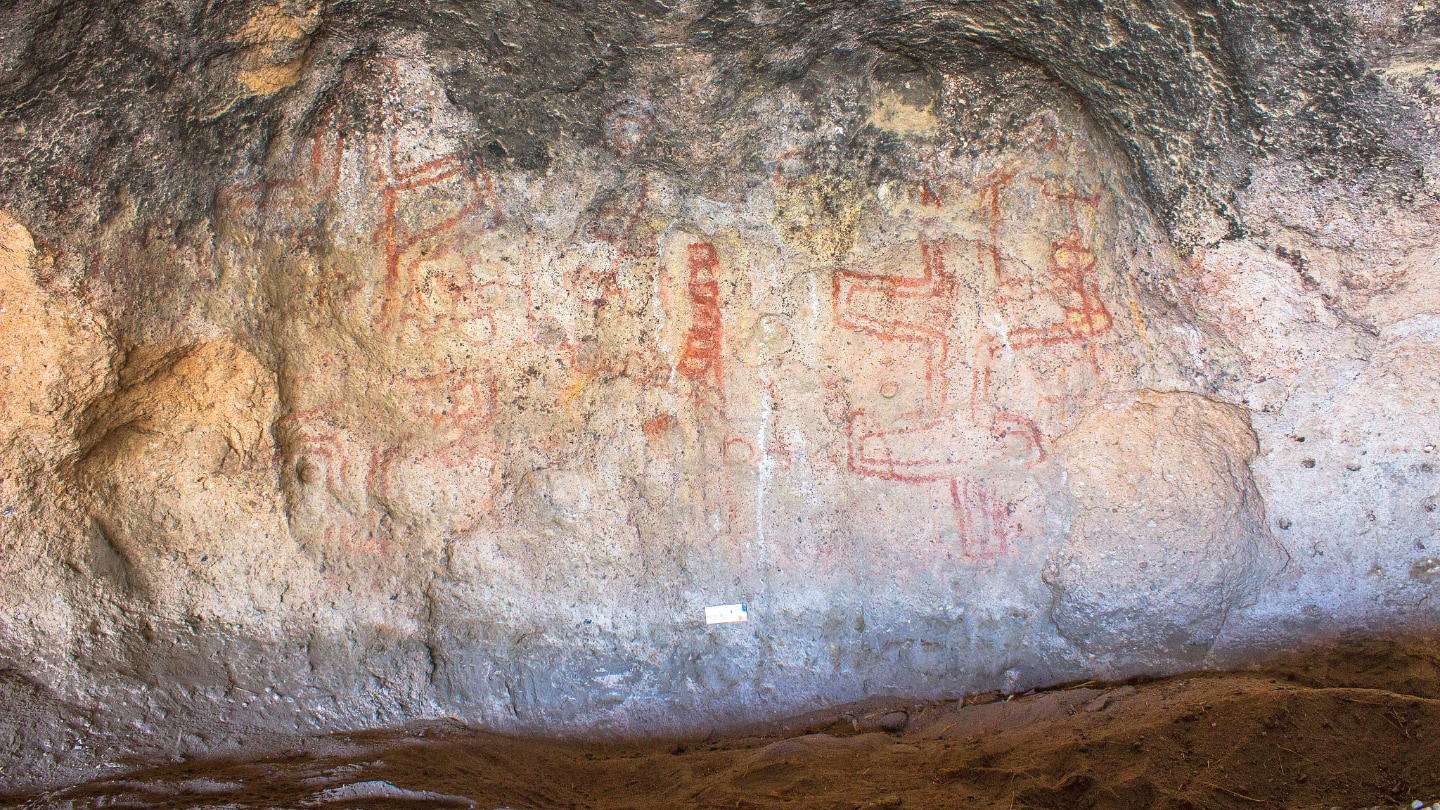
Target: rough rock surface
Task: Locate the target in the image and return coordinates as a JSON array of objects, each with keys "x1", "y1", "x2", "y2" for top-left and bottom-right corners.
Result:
[
  {"x1": 1047, "y1": 391, "x2": 1281, "y2": 665},
  {"x1": 0, "y1": 0, "x2": 1435, "y2": 793}
]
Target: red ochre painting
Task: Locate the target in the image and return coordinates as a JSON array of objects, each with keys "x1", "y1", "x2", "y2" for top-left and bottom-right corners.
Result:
[
  {"x1": 832, "y1": 169, "x2": 1116, "y2": 558},
  {"x1": 212, "y1": 57, "x2": 1136, "y2": 568}
]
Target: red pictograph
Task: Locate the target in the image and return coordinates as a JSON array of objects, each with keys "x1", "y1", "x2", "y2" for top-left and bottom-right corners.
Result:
[
  {"x1": 834, "y1": 233, "x2": 1037, "y2": 557},
  {"x1": 949, "y1": 478, "x2": 1018, "y2": 558},
  {"x1": 273, "y1": 405, "x2": 393, "y2": 555},
  {"x1": 832, "y1": 167, "x2": 1118, "y2": 556},
  {"x1": 374, "y1": 153, "x2": 503, "y2": 326},
  {"x1": 978, "y1": 171, "x2": 1015, "y2": 289},
  {"x1": 550, "y1": 173, "x2": 674, "y2": 393},
  {"x1": 835, "y1": 159, "x2": 1135, "y2": 557},
  {"x1": 392, "y1": 230, "x2": 523, "y2": 351},
  {"x1": 834, "y1": 239, "x2": 953, "y2": 415},
  {"x1": 919, "y1": 178, "x2": 944, "y2": 208},
  {"x1": 274, "y1": 371, "x2": 499, "y2": 552},
  {"x1": 677, "y1": 242, "x2": 724, "y2": 399},
  {"x1": 389, "y1": 369, "x2": 496, "y2": 432},
  {"x1": 275, "y1": 405, "x2": 357, "y2": 503},
  {"x1": 219, "y1": 56, "x2": 505, "y2": 334},
  {"x1": 224, "y1": 56, "x2": 509, "y2": 555},
  {"x1": 587, "y1": 176, "x2": 655, "y2": 261},
  {"x1": 999, "y1": 177, "x2": 1112, "y2": 354},
  {"x1": 570, "y1": 174, "x2": 659, "y2": 315}
]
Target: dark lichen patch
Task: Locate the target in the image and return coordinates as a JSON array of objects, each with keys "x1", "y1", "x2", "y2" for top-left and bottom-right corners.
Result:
[{"x1": 0, "y1": 0, "x2": 1424, "y2": 260}]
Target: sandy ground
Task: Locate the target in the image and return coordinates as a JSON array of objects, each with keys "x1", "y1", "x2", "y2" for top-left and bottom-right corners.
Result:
[{"x1": 9, "y1": 638, "x2": 1440, "y2": 809}]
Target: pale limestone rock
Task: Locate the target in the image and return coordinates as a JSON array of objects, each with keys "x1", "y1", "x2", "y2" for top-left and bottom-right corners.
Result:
[
  {"x1": 0, "y1": 212, "x2": 108, "y2": 448},
  {"x1": 0, "y1": 0, "x2": 1436, "y2": 792},
  {"x1": 1047, "y1": 391, "x2": 1283, "y2": 664},
  {"x1": 74, "y1": 339, "x2": 306, "y2": 619}
]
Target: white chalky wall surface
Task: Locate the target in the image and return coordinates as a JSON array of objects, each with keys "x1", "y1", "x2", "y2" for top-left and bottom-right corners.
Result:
[{"x1": 0, "y1": 0, "x2": 1437, "y2": 792}]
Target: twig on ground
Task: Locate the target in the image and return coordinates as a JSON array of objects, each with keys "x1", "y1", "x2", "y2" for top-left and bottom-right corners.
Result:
[{"x1": 1201, "y1": 782, "x2": 1265, "y2": 803}]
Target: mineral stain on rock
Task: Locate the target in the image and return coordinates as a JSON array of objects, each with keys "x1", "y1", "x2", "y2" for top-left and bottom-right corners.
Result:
[{"x1": 0, "y1": 0, "x2": 1437, "y2": 797}]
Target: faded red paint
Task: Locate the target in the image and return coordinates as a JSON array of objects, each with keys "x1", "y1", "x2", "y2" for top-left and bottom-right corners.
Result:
[
  {"x1": 834, "y1": 235, "x2": 1037, "y2": 557},
  {"x1": 586, "y1": 176, "x2": 657, "y2": 302},
  {"x1": 276, "y1": 407, "x2": 356, "y2": 500},
  {"x1": 919, "y1": 178, "x2": 943, "y2": 208},
  {"x1": 999, "y1": 178, "x2": 1112, "y2": 355},
  {"x1": 643, "y1": 412, "x2": 675, "y2": 442},
  {"x1": 374, "y1": 152, "x2": 502, "y2": 325},
  {"x1": 834, "y1": 238, "x2": 953, "y2": 415},
  {"x1": 723, "y1": 436, "x2": 756, "y2": 463},
  {"x1": 677, "y1": 242, "x2": 724, "y2": 398},
  {"x1": 218, "y1": 57, "x2": 504, "y2": 336},
  {"x1": 950, "y1": 478, "x2": 1015, "y2": 558}
]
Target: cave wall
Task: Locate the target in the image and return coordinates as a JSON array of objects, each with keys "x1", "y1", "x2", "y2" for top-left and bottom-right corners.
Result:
[{"x1": 0, "y1": 0, "x2": 1438, "y2": 792}]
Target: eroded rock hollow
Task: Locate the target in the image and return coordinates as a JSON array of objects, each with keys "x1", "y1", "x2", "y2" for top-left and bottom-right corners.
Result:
[{"x1": 1, "y1": 0, "x2": 1437, "y2": 792}]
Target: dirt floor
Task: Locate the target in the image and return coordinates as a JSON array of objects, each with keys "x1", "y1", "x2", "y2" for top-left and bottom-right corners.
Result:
[{"x1": 11, "y1": 638, "x2": 1440, "y2": 809}]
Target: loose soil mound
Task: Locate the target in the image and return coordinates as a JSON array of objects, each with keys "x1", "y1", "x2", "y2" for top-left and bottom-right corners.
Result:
[{"x1": 12, "y1": 640, "x2": 1440, "y2": 809}]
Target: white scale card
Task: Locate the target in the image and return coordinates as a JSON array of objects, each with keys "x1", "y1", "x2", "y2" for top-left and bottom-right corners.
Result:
[{"x1": 704, "y1": 603, "x2": 748, "y2": 624}]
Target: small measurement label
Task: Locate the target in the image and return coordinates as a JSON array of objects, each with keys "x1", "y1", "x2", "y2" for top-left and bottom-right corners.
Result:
[{"x1": 705, "y1": 603, "x2": 748, "y2": 624}]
